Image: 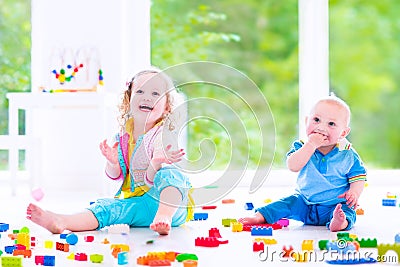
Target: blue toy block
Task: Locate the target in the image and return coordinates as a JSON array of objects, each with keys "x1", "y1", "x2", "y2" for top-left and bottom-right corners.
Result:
[
  {"x1": 4, "y1": 245, "x2": 16, "y2": 254},
  {"x1": 251, "y1": 226, "x2": 272, "y2": 236},
  {"x1": 193, "y1": 213, "x2": 208, "y2": 221},
  {"x1": 60, "y1": 233, "x2": 68, "y2": 239},
  {"x1": 66, "y1": 233, "x2": 78, "y2": 245},
  {"x1": 382, "y1": 199, "x2": 397, "y2": 206},
  {"x1": 0, "y1": 223, "x2": 9, "y2": 232},
  {"x1": 244, "y1": 202, "x2": 254, "y2": 210},
  {"x1": 44, "y1": 255, "x2": 55, "y2": 266},
  {"x1": 326, "y1": 257, "x2": 377, "y2": 264},
  {"x1": 118, "y1": 251, "x2": 129, "y2": 265},
  {"x1": 395, "y1": 233, "x2": 400, "y2": 244}
]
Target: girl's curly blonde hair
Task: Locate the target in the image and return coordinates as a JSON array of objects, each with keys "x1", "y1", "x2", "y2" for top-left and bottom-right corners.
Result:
[{"x1": 118, "y1": 68, "x2": 183, "y2": 132}]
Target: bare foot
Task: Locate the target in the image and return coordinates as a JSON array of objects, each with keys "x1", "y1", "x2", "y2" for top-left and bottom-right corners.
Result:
[
  {"x1": 150, "y1": 215, "x2": 171, "y2": 235},
  {"x1": 329, "y1": 203, "x2": 348, "y2": 232},
  {"x1": 26, "y1": 203, "x2": 66, "y2": 234},
  {"x1": 238, "y1": 212, "x2": 266, "y2": 225}
]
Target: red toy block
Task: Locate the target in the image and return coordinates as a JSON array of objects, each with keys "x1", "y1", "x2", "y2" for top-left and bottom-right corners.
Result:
[
  {"x1": 208, "y1": 228, "x2": 222, "y2": 238},
  {"x1": 148, "y1": 259, "x2": 172, "y2": 266},
  {"x1": 202, "y1": 205, "x2": 217, "y2": 210},
  {"x1": 75, "y1": 253, "x2": 88, "y2": 261},
  {"x1": 84, "y1": 235, "x2": 94, "y2": 242},
  {"x1": 253, "y1": 241, "x2": 265, "y2": 252},
  {"x1": 195, "y1": 237, "x2": 220, "y2": 247},
  {"x1": 282, "y1": 245, "x2": 294, "y2": 257}
]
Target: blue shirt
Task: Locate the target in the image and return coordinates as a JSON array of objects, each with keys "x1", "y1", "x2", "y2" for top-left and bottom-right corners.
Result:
[{"x1": 287, "y1": 140, "x2": 367, "y2": 205}]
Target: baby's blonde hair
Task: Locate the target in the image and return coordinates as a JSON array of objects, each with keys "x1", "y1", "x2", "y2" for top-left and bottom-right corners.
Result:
[{"x1": 118, "y1": 67, "x2": 183, "y2": 132}]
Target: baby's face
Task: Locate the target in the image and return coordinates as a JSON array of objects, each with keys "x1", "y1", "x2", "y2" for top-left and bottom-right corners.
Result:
[{"x1": 306, "y1": 101, "x2": 350, "y2": 146}]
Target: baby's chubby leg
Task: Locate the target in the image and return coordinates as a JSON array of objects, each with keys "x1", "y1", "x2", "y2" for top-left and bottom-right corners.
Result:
[{"x1": 26, "y1": 203, "x2": 99, "y2": 234}]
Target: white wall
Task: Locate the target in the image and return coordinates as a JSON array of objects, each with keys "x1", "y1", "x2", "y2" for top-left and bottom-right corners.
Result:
[{"x1": 30, "y1": 0, "x2": 150, "y2": 192}]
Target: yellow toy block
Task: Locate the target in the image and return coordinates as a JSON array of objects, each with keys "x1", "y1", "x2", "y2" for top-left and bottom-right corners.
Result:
[{"x1": 231, "y1": 222, "x2": 243, "y2": 232}]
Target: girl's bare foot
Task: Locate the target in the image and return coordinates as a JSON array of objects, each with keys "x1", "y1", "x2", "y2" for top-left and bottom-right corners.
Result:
[
  {"x1": 329, "y1": 203, "x2": 348, "y2": 232},
  {"x1": 150, "y1": 214, "x2": 171, "y2": 235},
  {"x1": 238, "y1": 212, "x2": 266, "y2": 225},
  {"x1": 26, "y1": 203, "x2": 66, "y2": 234}
]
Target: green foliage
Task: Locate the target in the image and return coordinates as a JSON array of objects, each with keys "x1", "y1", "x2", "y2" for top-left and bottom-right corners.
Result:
[{"x1": 0, "y1": 0, "x2": 31, "y2": 135}]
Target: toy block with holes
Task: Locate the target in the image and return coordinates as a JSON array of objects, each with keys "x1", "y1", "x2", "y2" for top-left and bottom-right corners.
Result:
[
  {"x1": 195, "y1": 237, "x2": 220, "y2": 247},
  {"x1": 253, "y1": 241, "x2": 264, "y2": 252},
  {"x1": 231, "y1": 221, "x2": 243, "y2": 232},
  {"x1": 355, "y1": 238, "x2": 377, "y2": 248},
  {"x1": 1, "y1": 256, "x2": 22, "y2": 267},
  {"x1": 222, "y1": 218, "x2": 237, "y2": 227},
  {"x1": 382, "y1": 199, "x2": 397, "y2": 206},
  {"x1": 254, "y1": 238, "x2": 277, "y2": 245},
  {"x1": 301, "y1": 240, "x2": 314, "y2": 251},
  {"x1": 193, "y1": 213, "x2": 208, "y2": 221},
  {"x1": 0, "y1": 223, "x2": 10, "y2": 232},
  {"x1": 250, "y1": 226, "x2": 273, "y2": 236}
]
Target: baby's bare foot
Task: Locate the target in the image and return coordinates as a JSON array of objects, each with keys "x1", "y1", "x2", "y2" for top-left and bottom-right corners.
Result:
[
  {"x1": 238, "y1": 212, "x2": 266, "y2": 225},
  {"x1": 329, "y1": 203, "x2": 348, "y2": 232},
  {"x1": 26, "y1": 203, "x2": 66, "y2": 234},
  {"x1": 150, "y1": 215, "x2": 171, "y2": 235}
]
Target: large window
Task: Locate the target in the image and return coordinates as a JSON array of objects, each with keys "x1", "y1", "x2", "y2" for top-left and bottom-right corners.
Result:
[
  {"x1": 329, "y1": 2, "x2": 400, "y2": 168},
  {"x1": 151, "y1": 0, "x2": 299, "y2": 169}
]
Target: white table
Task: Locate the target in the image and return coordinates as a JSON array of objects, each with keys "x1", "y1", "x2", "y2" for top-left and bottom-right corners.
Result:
[{"x1": 6, "y1": 92, "x2": 116, "y2": 195}]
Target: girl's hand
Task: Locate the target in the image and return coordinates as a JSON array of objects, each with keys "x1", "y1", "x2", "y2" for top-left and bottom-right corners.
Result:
[
  {"x1": 151, "y1": 144, "x2": 185, "y2": 169},
  {"x1": 99, "y1": 139, "x2": 118, "y2": 165}
]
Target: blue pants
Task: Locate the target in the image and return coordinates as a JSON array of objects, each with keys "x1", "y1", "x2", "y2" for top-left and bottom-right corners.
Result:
[
  {"x1": 256, "y1": 194, "x2": 356, "y2": 230},
  {"x1": 88, "y1": 167, "x2": 191, "y2": 230}
]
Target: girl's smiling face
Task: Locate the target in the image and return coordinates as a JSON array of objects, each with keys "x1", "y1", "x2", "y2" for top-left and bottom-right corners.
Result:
[{"x1": 130, "y1": 72, "x2": 168, "y2": 127}]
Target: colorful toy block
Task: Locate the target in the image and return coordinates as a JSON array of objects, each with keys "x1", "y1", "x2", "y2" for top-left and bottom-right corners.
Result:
[
  {"x1": 118, "y1": 251, "x2": 129, "y2": 265},
  {"x1": 75, "y1": 253, "x2": 88, "y2": 261},
  {"x1": 395, "y1": 233, "x2": 400, "y2": 244},
  {"x1": 277, "y1": 219, "x2": 289, "y2": 227},
  {"x1": 90, "y1": 254, "x2": 104, "y2": 263},
  {"x1": 193, "y1": 213, "x2": 208, "y2": 220},
  {"x1": 222, "y1": 218, "x2": 237, "y2": 227},
  {"x1": 253, "y1": 241, "x2": 264, "y2": 252},
  {"x1": 0, "y1": 223, "x2": 9, "y2": 232},
  {"x1": 318, "y1": 240, "x2": 329, "y2": 250},
  {"x1": 1, "y1": 256, "x2": 22, "y2": 267},
  {"x1": 355, "y1": 238, "x2": 377, "y2": 248},
  {"x1": 292, "y1": 251, "x2": 308, "y2": 262},
  {"x1": 55, "y1": 242, "x2": 69, "y2": 252},
  {"x1": 282, "y1": 245, "x2": 294, "y2": 257},
  {"x1": 148, "y1": 259, "x2": 172, "y2": 266},
  {"x1": 244, "y1": 202, "x2": 254, "y2": 210},
  {"x1": 175, "y1": 253, "x2": 198, "y2": 262},
  {"x1": 254, "y1": 238, "x2": 277, "y2": 244},
  {"x1": 356, "y1": 208, "x2": 364, "y2": 215},
  {"x1": 182, "y1": 259, "x2": 198, "y2": 267},
  {"x1": 243, "y1": 223, "x2": 282, "y2": 231},
  {"x1": 251, "y1": 226, "x2": 272, "y2": 236},
  {"x1": 13, "y1": 249, "x2": 32, "y2": 258},
  {"x1": 382, "y1": 199, "x2": 397, "y2": 206},
  {"x1": 44, "y1": 240, "x2": 53, "y2": 249},
  {"x1": 301, "y1": 240, "x2": 314, "y2": 251},
  {"x1": 84, "y1": 235, "x2": 94, "y2": 242},
  {"x1": 377, "y1": 243, "x2": 400, "y2": 261},
  {"x1": 208, "y1": 228, "x2": 222, "y2": 238},
  {"x1": 202, "y1": 205, "x2": 217, "y2": 210},
  {"x1": 326, "y1": 258, "x2": 377, "y2": 264},
  {"x1": 35, "y1": 255, "x2": 56, "y2": 266},
  {"x1": 66, "y1": 233, "x2": 78, "y2": 245},
  {"x1": 231, "y1": 222, "x2": 243, "y2": 232},
  {"x1": 222, "y1": 199, "x2": 235, "y2": 204},
  {"x1": 195, "y1": 237, "x2": 220, "y2": 247}
]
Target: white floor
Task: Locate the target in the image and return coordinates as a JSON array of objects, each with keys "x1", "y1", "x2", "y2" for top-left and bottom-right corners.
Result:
[{"x1": 1, "y1": 170, "x2": 400, "y2": 266}]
